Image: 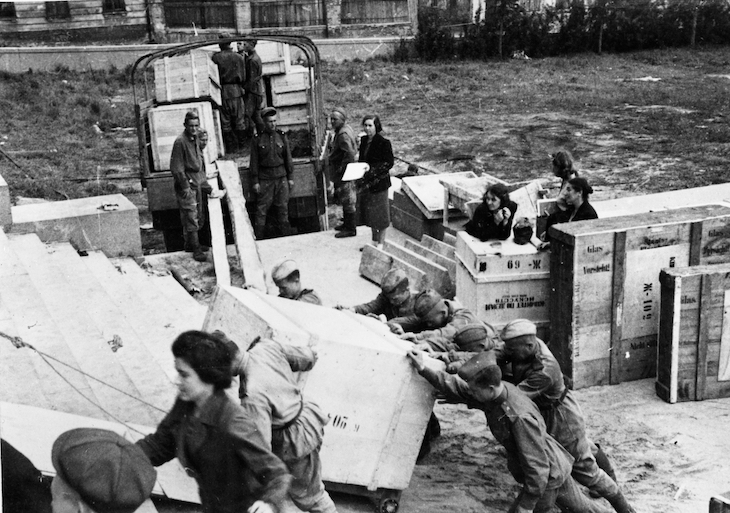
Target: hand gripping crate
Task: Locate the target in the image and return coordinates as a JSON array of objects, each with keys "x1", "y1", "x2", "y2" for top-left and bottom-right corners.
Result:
[
  {"x1": 203, "y1": 286, "x2": 442, "y2": 512},
  {"x1": 658, "y1": 262, "x2": 730, "y2": 403},
  {"x1": 549, "y1": 205, "x2": 730, "y2": 390},
  {"x1": 455, "y1": 231, "x2": 550, "y2": 338},
  {"x1": 154, "y1": 50, "x2": 222, "y2": 107}
]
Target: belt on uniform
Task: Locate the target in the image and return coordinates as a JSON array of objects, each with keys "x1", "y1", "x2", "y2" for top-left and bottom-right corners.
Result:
[{"x1": 273, "y1": 400, "x2": 304, "y2": 431}]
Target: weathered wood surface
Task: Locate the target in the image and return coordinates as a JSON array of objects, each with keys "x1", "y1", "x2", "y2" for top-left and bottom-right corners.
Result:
[
  {"x1": 359, "y1": 244, "x2": 429, "y2": 292},
  {"x1": 154, "y1": 50, "x2": 222, "y2": 107},
  {"x1": 402, "y1": 172, "x2": 477, "y2": 219},
  {"x1": 403, "y1": 239, "x2": 456, "y2": 281},
  {"x1": 383, "y1": 241, "x2": 453, "y2": 298},
  {"x1": 207, "y1": 175, "x2": 231, "y2": 287}
]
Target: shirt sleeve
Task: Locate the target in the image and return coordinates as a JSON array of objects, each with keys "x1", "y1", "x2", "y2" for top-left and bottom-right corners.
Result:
[
  {"x1": 336, "y1": 132, "x2": 356, "y2": 174},
  {"x1": 420, "y1": 367, "x2": 476, "y2": 404},
  {"x1": 249, "y1": 138, "x2": 260, "y2": 184},
  {"x1": 278, "y1": 341, "x2": 316, "y2": 372},
  {"x1": 511, "y1": 415, "x2": 551, "y2": 510},
  {"x1": 353, "y1": 293, "x2": 388, "y2": 316},
  {"x1": 515, "y1": 365, "x2": 553, "y2": 401},
  {"x1": 169, "y1": 138, "x2": 190, "y2": 193},
  {"x1": 136, "y1": 400, "x2": 183, "y2": 467},
  {"x1": 282, "y1": 133, "x2": 294, "y2": 180}
]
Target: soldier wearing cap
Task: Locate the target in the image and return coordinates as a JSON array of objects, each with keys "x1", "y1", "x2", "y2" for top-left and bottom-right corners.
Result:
[
  {"x1": 212, "y1": 36, "x2": 247, "y2": 154},
  {"x1": 223, "y1": 332, "x2": 338, "y2": 513},
  {"x1": 406, "y1": 350, "x2": 613, "y2": 513},
  {"x1": 51, "y1": 428, "x2": 156, "y2": 513},
  {"x1": 239, "y1": 39, "x2": 264, "y2": 138},
  {"x1": 434, "y1": 323, "x2": 496, "y2": 373},
  {"x1": 499, "y1": 319, "x2": 636, "y2": 513},
  {"x1": 326, "y1": 109, "x2": 358, "y2": 238},
  {"x1": 250, "y1": 107, "x2": 295, "y2": 239},
  {"x1": 343, "y1": 268, "x2": 415, "y2": 320},
  {"x1": 390, "y1": 289, "x2": 498, "y2": 354},
  {"x1": 271, "y1": 259, "x2": 321, "y2": 305}
]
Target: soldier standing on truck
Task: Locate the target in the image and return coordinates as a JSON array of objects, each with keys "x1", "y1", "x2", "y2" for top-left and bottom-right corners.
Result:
[
  {"x1": 212, "y1": 37, "x2": 247, "y2": 154},
  {"x1": 250, "y1": 107, "x2": 294, "y2": 239},
  {"x1": 240, "y1": 39, "x2": 265, "y2": 140},
  {"x1": 327, "y1": 109, "x2": 358, "y2": 239}
]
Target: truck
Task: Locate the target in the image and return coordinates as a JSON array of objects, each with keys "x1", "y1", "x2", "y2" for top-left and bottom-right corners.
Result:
[{"x1": 131, "y1": 35, "x2": 329, "y2": 251}]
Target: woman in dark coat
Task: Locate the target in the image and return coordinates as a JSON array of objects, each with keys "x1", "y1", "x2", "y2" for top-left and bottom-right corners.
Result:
[
  {"x1": 356, "y1": 114, "x2": 394, "y2": 247},
  {"x1": 137, "y1": 330, "x2": 291, "y2": 513},
  {"x1": 542, "y1": 176, "x2": 598, "y2": 243},
  {"x1": 464, "y1": 183, "x2": 518, "y2": 241}
]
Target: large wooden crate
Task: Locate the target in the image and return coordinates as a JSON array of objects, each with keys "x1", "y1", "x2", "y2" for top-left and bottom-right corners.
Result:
[
  {"x1": 270, "y1": 66, "x2": 309, "y2": 107},
  {"x1": 154, "y1": 50, "x2": 222, "y2": 107},
  {"x1": 391, "y1": 190, "x2": 462, "y2": 241},
  {"x1": 657, "y1": 263, "x2": 730, "y2": 403},
  {"x1": 203, "y1": 286, "x2": 440, "y2": 502},
  {"x1": 148, "y1": 102, "x2": 223, "y2": 172},
  {"x1": 550, "y1": 205, "x2": 730, "y2": 390},
  {"x1": 258, "y1": 40, "x2": 291, "y2": 76},
  {"x1": 455, "y1": 231, "x2": 550, "y2": 336}
]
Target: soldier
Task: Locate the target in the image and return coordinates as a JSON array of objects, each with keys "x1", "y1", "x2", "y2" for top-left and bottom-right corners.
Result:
[
  {"x1": 250, "y1": 107, "x2": 294, "y2": 239},
  {"x1": 212, "y1": 37, "x2": 247, "y2": 154},
  {"x1": 225, "y1": 333, "x2": 338, "y2": 513},
  {"x1": 407, "y1": 350, "x2": 613, "y2": 513},
  {"x1": 327, "y1": 109, "x2": 358, "y2": 238},
  {"x1": 342, "y1": 268, "x2": 415, "y2": 320},
  {"x1": 389, "y1": 289, "x2": 499, "y2": 354},
  {"x1": 271, "y1": 259, "x2": 321, "y2": 305},
  {"x1": 170, "y1": 111, "x2": 224, "y2": 262},
  {"x1": 498, "y1": 319, "x2": 636, "y2": 513},
  {"x1": 51, "y1": 428, "x2": 156, "y2": 513},
  {"x1": 240, "y1": 39, "x2": 264, "y2": 138}
]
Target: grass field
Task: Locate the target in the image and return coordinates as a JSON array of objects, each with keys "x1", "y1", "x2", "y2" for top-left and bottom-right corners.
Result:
[{"x1": 1, "y1": 45, "x2": 729, "y2": 231}]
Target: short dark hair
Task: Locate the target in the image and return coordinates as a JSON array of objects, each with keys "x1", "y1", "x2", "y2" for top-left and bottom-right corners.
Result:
[
  {"x1": 184, "y1": 111, "x2": 199, "y2": 124},
  {"x1": 568, "y1": 177, "x2": 593, "y2": 200},
  {"x1": 362, "y1": 114, "x2": 382, "y2": 133},
  {"x1": 484, "y1": 183, "x2": 510, "y2": 208},
  {"x1": 551, "y1": 150, "x2": 575, "y2": 179},
  {"x1": 172, "y1": 331, "x2": 232, "y2": 390},
  {"x1": 471, "y1": 364, "x2": 502, "y2": 388}
]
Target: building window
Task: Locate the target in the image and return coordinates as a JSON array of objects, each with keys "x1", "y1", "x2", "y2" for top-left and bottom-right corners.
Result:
[
  {"x1": 46, "y1": 1, "x2": 71, "y2": 19},
  {"x1": 0, "y1": 2, "x2": 16, "y2": 19},
  {"x1": 103, "y1": 0, "x2": 127, "y2": 13},
  {"x1": 164, "y1": 0, "x2": 235, "y2": 29}
]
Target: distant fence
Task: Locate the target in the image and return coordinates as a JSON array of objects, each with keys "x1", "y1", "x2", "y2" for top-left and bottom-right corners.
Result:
[
  {"x1": 251, "y1": 0, "x2": 326, "y2": 27},
  {"x1": 164, "y1": 0, "x2": 236, "y2": 28}
]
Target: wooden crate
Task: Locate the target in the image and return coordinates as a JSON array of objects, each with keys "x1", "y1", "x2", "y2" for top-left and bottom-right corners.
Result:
[
  {"x1": 711, "y1": 493, "x2": 730, "y2": 513},
  {"x1": 154, "y1": 51, "x2": 221, "y2": 107},
  {"x1": 258, "y1": 40, "x2": 291, "y2": 76},
  {"x1": 391, "y1": 190, "x2": 462, "y2": 241},
  {"x1": 289, "y1": 160, "x2": 317, "y2": 198},
  {"x1": 455, "y1": 231, "x2": 550, "y2": 333},
  {"x1": 270, "y1": 66, "x2": 309, "y2": 107},
  {"x1": 148, "y1": 102, "x2": 223, "y2": 172},
  {"x1": 402, "y1": 172, "x2": 476, "y2": 220},
  {"x1": 550, "y1": 205, "x2": 730, "y2": 390},
  {"x1": 203, "y1": 286, "x2": 440, "y2": 496},
  {"x1": 657, "y1": 263, "x2": 730, "y2": 403}
]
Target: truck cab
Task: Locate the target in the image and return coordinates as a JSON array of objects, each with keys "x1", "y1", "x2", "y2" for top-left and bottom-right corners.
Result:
[{"x1": 131, "y1": 35, "x2": 328, "y2": 251}]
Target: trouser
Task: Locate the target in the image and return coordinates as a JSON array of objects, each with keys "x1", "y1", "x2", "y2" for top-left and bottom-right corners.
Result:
[
  {"x1": 335, "y1": 181, "x2": 356, "y2": 215},
  {"x1": 255, "y1": 177, "x2": 290, "y2": 237},
  {"x1": 284, "y1": 448, "x2": 337, "y2": 513},
  {"x1": 245, "y1": 92, "x2": 264, "y2": 135},
  {"x1": 508, "y1": 477, "x2": 612, "y2": 513},
  {"x1": 220, "y1": 90, "x2": 246, "y2": 133},
  {"x1": 177, "y1": 186, "x2": 202, "y2": 233}
]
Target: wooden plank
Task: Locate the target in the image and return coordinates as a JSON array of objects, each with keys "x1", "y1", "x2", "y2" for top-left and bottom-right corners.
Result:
[
  {"x1": 207, "y1": 176, "x2": 231, "y2": 286},
  {"x1": 443, "y1": 232, "x2": 457, "y2": 246},
  {"x1": 9, "y1": 236, "x2": 153, "y2": 425},
  {"x1": 402, "y1": 172, "x2": 477, "y2": 219},
  {"x1": 217, "y1": 160, "x2": 267, "y2": 292},
  {"x1": 146, "y1": 272, "x2": 206, "y2": 326},
  {"x1": 404, "y1": 239, "x2": 456, "y2": 280},
  {"x1": 359, "y1": 244, "x2": 429, "y2": 292},
  {"x1": 383, "y1": 241, "x2": 453, "y2": 299},
  {"x1": 689, "y1": 221, "x2": 703, "y2": 265},
  {"x1": 719, "y1": 289, "x2": 730, "y2": 381},
  {"x1": 696, "y1": 274, "x2": 712, "y2": 400},
  {"x1": 420, "y1": 234, "x2": 456, "y2": 260}
]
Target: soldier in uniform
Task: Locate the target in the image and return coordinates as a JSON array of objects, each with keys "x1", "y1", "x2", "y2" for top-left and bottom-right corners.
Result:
[
  {"x1": 250, "y1": 107, "x2": 294, "y2": 239},
  {"x1": 407, "y1": 350, "x2": 613, "y2": 513},
  {"x1": 240, "y1": 39, "x2": 264, "y2": 138},
  {"x1": 341, "y1": 268, "x2": 415, "y2": 320},
  {"x1": 389, "y1": 289, "x2": 499, "y2": 354},
  {"x1": 271, "y1": 259, "x2": 321, "y2": 305},
  {"x1": 498, "y1": 319, "x2": 636, "y2": 513},
  {"x1": 212, "y1": 37, "x2": 247, "y2": 154},
  {"x1": 224, "y1": 333, "x2": 338, "y2": 513},
  {"x1": 326, "y1": 109, "x2": 358, "y2": 238},
  {"x1": 170, "y1": 111, "x2": 224, "y2": 262}
]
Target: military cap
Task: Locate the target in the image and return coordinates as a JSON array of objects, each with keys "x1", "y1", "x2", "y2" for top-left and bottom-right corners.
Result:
[
  {"x1": 457, "y1": 351, "x2": 499, "y2": 382},
  {"x1": 271, "y1": 259, "x2": 298, "y2": 283},
  {"x1": 500, "y1": 319, "x2": 537, "y2": 341},
  {"x1": 260, "y1": 107, "x2": 277, "y2": 119},
  {"x1": 331, "y1": 108, "x2": 347, "y2": 120},
  {"x1": 52, "y1": 428, "x2": 156, "y2": 513},
  {"x1": 381, "y1": 268, "x2": 409, "y2": 294},
  {"x1": 413, "y1": 289, "x2": 444, "y2": 318},
  {"x1": 454, "y1": 323, "x2": 489, "y2": 352}
]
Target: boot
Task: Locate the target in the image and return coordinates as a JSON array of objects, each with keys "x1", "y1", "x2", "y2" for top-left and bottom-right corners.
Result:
[
  {"x1": 605, "y1": 489, "x2": 636, "y2": 513},
  {"x1": 236, "y1": 130, "x2": 249, "y2": 152},
  {"x1": 334, "y1": 212, "x2": 356, "y2": 238},
  {"x1": 223, "y1": 131, "x2": 238, "y2": 154},
  {"x1": 189, "y1": 231, "x2": 208, "y2": 262},
  {"x1": 334, "y1": 221, "x2": 347, "y2": 231},
  {"x1": 183, "y1": 231, "x2": 194, "y2": 253}
]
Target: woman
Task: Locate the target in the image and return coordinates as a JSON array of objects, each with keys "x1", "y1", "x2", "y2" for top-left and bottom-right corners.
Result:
[
  {"x1": 356, "y1": 114, "x2": 394, "y2": 248},
  {"x1": 542, "y1": 176, "x2": 598, "y2": 242},
  {"x1": 136, "y1": 331, "x2": 291, "y2": 513},
  {"x1": 551, "y1": 149, "x2": 578, "y2": 212},
  {"x1": 464, "y1": 183, "x2": 518, "y2": 241}
]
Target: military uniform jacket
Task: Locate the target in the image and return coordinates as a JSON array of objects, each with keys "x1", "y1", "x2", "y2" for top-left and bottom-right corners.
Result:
[
  {"x1": 391, "y1": 299, "x2": 498, "y2": 353},
  {"x1": 353, "y1": 291, "x2": 415, "y2": 320},
  {"x1": 327, "y1": 124, "x2": 357, "y2": 183},
  {"x1": 501, "y1": 338, "x2": 587, "y2": 446},
  {"x1": 244, "y1": 50, "x2": 264, "y2": 97},
  {"x1": 137, "y1": 390, "x2": 291, "y2": 513},
  {"x1": 231, "y1": 338, "x2": 329, "y2": 462},
  {"x1": 420, "y1": 369, "x2": 573, "y2": 511},
  {"x1": 250, "y1": 129, "x2": 293, "y2": 183},
  {"x1": 279, "y1": 288, "x2": 322, "y2": 305},
  {"x1": 170, "y1": 132, "x2": 204, "y2": 196},
  {"x1": 212, "y1": 49, "x2": 246, "y2": 99}
]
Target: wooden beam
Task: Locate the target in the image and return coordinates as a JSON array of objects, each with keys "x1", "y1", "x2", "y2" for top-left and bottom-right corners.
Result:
[{"x1": 207, "y1": 172, "x2": 231, "y2": 287}]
